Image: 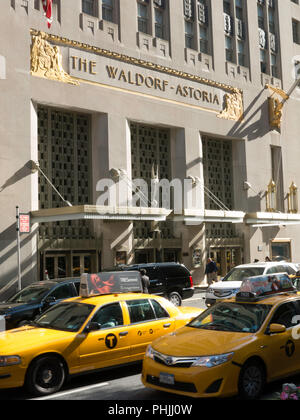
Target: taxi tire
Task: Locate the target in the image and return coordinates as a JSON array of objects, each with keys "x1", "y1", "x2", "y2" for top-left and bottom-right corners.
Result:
[
  {"x1": 25, "y1": 355, "x2": 66, "y2": 397},
  {"x1": 238, "y1": 359, "x2": 266, "y2": 400},
  {"x1": 168, "y1": 291, "x2": 182, "y2": 307}
]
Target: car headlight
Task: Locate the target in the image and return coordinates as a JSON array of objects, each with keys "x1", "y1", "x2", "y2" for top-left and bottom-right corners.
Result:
[
  {"x1": 145, "y1": 345, "x2": 155, "y2": 360},
  {"x1": 191, "y1": 352, "x2": 234, "y2": 368},
  {"x1": 0, "y1": 356, "x2": 21, "y2": 367}
]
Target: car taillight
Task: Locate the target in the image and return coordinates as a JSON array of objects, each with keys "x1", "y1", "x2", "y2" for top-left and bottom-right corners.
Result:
[{"x1": 189, "y1": 275, "x2": 193, "y2": 287}]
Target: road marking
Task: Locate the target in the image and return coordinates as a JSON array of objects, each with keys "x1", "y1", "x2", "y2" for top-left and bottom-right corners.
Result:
[{"x1": 32, "y1": 381, "x2": 109, "y2": 400}]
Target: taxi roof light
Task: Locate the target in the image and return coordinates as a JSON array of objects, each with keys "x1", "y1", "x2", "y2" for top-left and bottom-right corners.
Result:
[
  {"x1": 236, "y1": 272, "x2": 296, "y2": 302},
  {"x1": 79, "y1": 271, "x2": 143, "y2": 298}
]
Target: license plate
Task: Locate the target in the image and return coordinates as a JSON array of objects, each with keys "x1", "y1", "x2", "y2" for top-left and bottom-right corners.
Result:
[{"x1": 159, "y1": 372, "x2": 175, "y2": 385}]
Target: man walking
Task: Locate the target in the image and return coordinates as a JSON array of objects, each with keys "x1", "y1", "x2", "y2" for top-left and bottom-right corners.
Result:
[
  {"x1": 140, "y1": 269, "x2": 150, "y2": 294},
  {"x1": 205, "y1": 257, "x2": 218, "y2": 285}
]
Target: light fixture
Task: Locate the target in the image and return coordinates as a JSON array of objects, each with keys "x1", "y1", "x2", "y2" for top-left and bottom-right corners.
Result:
[
  {"x1": 266, "y1": 180, "x2": 276, "y2": 212},
  {"x1": 288, "y1": 182, "x2": 298, "y2": 214}
]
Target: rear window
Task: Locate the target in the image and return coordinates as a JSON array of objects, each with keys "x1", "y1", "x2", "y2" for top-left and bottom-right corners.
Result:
[
  {"x1": 223, "y1": 267, "x2": 265, "y2": 282},
  {"x1": 160, "y1": 265, "x2": 190, "y2": 277}
]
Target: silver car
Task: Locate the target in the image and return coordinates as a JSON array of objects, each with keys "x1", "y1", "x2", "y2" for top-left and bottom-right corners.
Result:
[{"x1": 204, "y1": 261, "x2": 299, "y2": 306}]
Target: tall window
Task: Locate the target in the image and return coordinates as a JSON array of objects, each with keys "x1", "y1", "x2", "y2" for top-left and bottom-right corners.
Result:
[
  {"x1": 102, "y1": 0, "x2": 114, "y2": 22},
  {"x1": 257, "y1": 0, "x2": 280, "y2": 78},
  {"x1": 223, "y1": 0, "x2": 248, "y2": 67},
  {"x1": 293, "y1": 19, "x2": 300, "y2": 44},
  {"x1": 137, "y1": 2, "x2": 149, "y2": 34},
  {"x1": 271, "y1": 146, "x2": 284, "y2": 212},
  {"x1": 185, "y1": 20, "x2": 195, "y2": 48},
  {"x1": 184, "y1": 0, "x2": 211, "y2": 54},
  {"x1": 154, "y1": 0, "x2": 168, "y2": 40},
  {"x1": 82, "y1": 0, "x2": 96, "y2": 16}
]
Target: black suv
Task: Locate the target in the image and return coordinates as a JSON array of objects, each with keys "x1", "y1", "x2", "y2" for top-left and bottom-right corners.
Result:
[
  {"x1": 125, "y1": 262, "x2": 194, "y2": 306},
  {"x1": 0, "y1": 278, "x2": 80, "y2": 330}
]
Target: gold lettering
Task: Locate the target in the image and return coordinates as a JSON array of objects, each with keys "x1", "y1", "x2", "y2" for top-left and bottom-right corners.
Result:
[
  {"x1": 145, "y1": 76, "x2": 154, "y2": 88},
  {"x1": 176, "y1": 84, "x2": 183, "y2": 96},
  {"x1": 71, "y1": 56, "x2": 78, "y2": 69},
  {"x1": 90, "y1": 61, "x2": 97, "y2": 75},
  {"x1": 118, "y1": 69, "x2": 127, "y2": 82},
  {"x1": 106, "y1": 65, "x2": 118, "y2": 79},
  {"x1": 213, "y1": 95, "x2": 220, "y2": 105},
  {"x1": 127, "y1": 71, "x2": 135, "y2": 85},
  {"x1": 136, "y1": 73, "x2": 144, "y2": 86},
  {"x1": 202, "y1": 91, "x2": 209, "y2": 102},
  {"x1": 154, "y1": 78, "x2": 163, "y2": 91},
  {"x1": 79, "y1": 58, "x2": 88, "y2": 72}
]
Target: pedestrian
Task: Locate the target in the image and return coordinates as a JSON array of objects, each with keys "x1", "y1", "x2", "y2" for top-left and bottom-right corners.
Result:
[
  {"x1": 205, "y1": 257, "x2": 218, "y2": 285},
  {"x1": 140, "y1": 269, "x2": 150, "y2": 294}
]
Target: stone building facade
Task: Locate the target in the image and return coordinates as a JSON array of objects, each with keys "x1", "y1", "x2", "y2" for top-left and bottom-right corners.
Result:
[{"x1": 0, "y1": 0, "x2": 300, "y2": 294}]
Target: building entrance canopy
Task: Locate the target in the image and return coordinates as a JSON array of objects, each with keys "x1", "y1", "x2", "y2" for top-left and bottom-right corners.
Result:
[{"x1": 30, "y1": 207, "x2": 300, "y2": 228}]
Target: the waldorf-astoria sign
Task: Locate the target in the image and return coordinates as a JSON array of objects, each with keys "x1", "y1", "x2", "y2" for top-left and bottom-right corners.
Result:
[{"x1": 30, "y1": 30, "x2": 244, "y2": 122}]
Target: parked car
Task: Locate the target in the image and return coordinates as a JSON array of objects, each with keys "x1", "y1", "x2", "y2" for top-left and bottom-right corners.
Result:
[
  {"x1": 0, "y1": 278, "x2": 80, "y2": 330},
  {"x1": 204, "y1": 261, "x2": 299, "y2": 306},
  {"x1": 113, "y1": 263, "x2": 194, "y2": 306}
]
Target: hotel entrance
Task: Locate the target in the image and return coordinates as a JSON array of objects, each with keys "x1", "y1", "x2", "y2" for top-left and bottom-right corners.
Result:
[
  {"x1": 40, "y1": 250, "x2": 100, "y2": 280},
  {"x1": 209, "y1": 247, "x2": 242, "y2": 278}
]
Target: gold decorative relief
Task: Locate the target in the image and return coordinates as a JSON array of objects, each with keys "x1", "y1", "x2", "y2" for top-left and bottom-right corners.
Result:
[
  {"x1": 217, "y1": 88, "x2": 244, "y2": 122},
  {"x1": 31, "y1": 31, "x2": 79, "y2": 85}
]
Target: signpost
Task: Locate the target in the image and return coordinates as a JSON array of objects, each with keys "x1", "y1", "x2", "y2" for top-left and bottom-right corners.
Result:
[{"x1": 16, "y1": 207, "x2": 31, "y2": 291}]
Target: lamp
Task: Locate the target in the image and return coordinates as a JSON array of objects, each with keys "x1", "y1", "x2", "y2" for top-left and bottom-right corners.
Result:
[
  {"x1": 288, "y1": 182, "x2": 298, "y2": 214},
  {"x1": 266, "y1": 180, "x2": 276, "y2": 212}
]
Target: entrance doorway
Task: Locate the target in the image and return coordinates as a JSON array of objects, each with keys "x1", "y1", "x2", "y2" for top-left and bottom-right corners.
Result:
[
  {"x1": 209, "y1": 247, "x2": 242, "y2": 278},
  {"x1": 134, "y1": 249, "x2": 180, "y2": 264},
  {"x1": 41, "y1": 250, "x2": 99, "y2": 280}
]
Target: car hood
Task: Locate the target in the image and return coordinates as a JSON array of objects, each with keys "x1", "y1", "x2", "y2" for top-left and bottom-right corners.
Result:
[
  {"x1": 176, "y1": 306, "x2": 203, "y2": 321},
  {"x1": 210, "y1": 281, "x2": 242, "y2": 290},
  {"x1": 0, "y1": 326, "x2": 75, "y2": 354},
  {"x1": 152, "y1": 326, "x2": 255, "y2": 356}
]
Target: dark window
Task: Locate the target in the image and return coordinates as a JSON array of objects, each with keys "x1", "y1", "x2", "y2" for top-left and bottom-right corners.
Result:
[
  {"x1": 48, "y1": 284, "x2": 74, "y2": 300},
  {"x1": 82, "y1": 0, "x2": 96, "y2": 16},
  {"x1": 127, "y1": 299, "x2": 156, "y2": 323},
  {"x1": 270, "y1": 302, "x2": 298, "y2": 329},
  {"x1": 161, "y1": 265, "x2": 189, "y2": 277},
  {"x1": 151, "y1": 299, "x2": 169, "y2": 319},
  {"x1": 91, "y1": 303, "x2": 124, "y2": 328}
]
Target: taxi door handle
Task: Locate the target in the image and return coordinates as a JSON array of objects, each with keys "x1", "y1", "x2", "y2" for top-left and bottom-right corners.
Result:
[
  {"x1": 163, "y1": 323, "x2": 171, "y2": 328},
  {"x1": 119, "y1": 331, "x2": 129, "y2": 337}
]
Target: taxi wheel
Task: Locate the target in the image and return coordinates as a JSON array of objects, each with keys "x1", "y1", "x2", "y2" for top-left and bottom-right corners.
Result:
[
  {"x1": 168, "y1": 291, "x2": 182, "y2": 307},
  {"x1": 25, "y1": 355, "x2": 66, "y2": 396},
  {"x1": 238, "y1": 359, "x2": 266, "y2": 400}
]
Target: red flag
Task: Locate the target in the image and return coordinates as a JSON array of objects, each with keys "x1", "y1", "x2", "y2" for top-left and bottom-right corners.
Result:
[{"x1": 42, "y1": 0, "x2": 53, "y2": 28}]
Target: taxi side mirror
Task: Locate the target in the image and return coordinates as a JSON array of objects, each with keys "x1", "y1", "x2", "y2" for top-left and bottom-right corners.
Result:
[
  {"x1": 84, "y1": 322, "x2": 101, "y2": 333},
  {"x1": 269, "y1": 323, "x2": 286, "y2": 334}
]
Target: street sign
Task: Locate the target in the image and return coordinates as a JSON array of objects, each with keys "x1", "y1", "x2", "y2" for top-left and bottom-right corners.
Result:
[{"x1": 19, "y1": 213, "x2": 30, "y2": 234}]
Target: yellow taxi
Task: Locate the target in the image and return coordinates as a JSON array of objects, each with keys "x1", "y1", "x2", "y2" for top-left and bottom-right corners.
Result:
[
  {"x1": 142, "y1": 272, "x2": 300, "y2": 399},
  {"x1": 0, "y1": 271, "x2": 201, "y2": 397}
]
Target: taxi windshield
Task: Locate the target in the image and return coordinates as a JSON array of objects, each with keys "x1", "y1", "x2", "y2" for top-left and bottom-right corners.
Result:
[
  {"x1": 189, "y1": 301, "x2": 272, "y2": 333},
  {"x1": 34, "y1": 302, "x2": 95, "y2": 332},
  {"x1": 222, "y1": 267, "x2": 265, "y2": 282}
]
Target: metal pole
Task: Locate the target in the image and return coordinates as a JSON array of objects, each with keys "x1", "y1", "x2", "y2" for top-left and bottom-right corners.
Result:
[{"x1": 16, "y1": 206, "x2": 21, "y2": 291}]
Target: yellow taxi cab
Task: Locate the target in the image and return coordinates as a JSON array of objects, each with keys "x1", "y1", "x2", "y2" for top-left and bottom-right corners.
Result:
[
  {"x1": 142, "y1": 272, "x2": 300, "y2": 399},
  {"x1": 0, "y1": 270, "x2": 201, "y2": 396}
]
